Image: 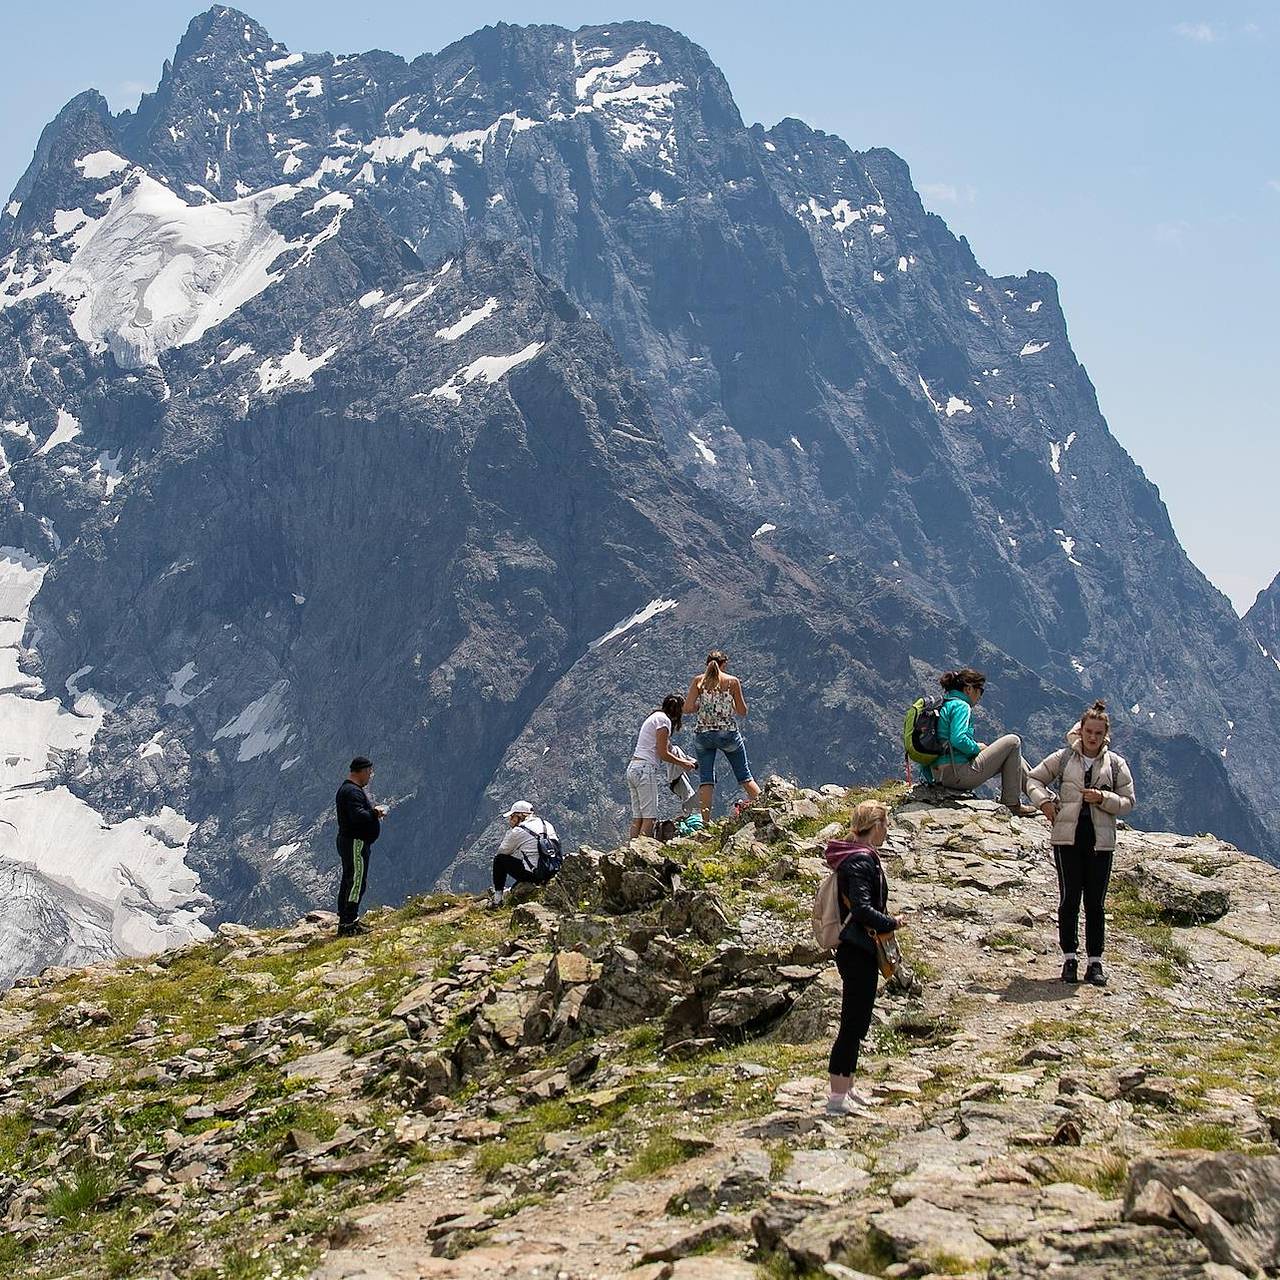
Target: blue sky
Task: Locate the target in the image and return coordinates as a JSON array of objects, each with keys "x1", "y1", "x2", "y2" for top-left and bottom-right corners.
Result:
[{"x1": 3, "y1": 2, "x2": 1275, "y2": 611}]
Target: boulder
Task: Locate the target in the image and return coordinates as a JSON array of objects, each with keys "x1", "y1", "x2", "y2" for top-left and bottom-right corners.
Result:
[
  {"x1": 1121, "y1": 862, "x2": 1231, "y2": 924},
  {"x1": 600, "y1": 842, "x2": 681, "y2": 912},
  {"x1": 658, "y1": 890, "x2": 733, "y2": 942},
  {"x1": 1125, "y1": 1152, "x2": 1280, "y2": 1268}
]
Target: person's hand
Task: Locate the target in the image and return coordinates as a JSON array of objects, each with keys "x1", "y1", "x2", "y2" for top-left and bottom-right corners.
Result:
[
  {"x1": 375, "y1": 805, "x2": 389, "y2": 818},
  {"x1": 683, "y1": 760, "x2": 698, "y2": 771},
  {"x1": 1082, "y1": 788, "x2": 1103, "y2": 805},
  {"x1": 976, "y1": 742, "x2": 987, "y2": 752},
  {"x1": 1040, "y1": 801, "x2": 1057, "y2": 823}
]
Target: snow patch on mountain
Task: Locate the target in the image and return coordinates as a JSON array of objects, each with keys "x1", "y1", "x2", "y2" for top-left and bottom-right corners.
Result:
[
  {"x1": 213, "y1": 681, "x2": 292, "y2": 762},
  {"x1": 435, "y1": 297, "x2": 498, "y2": 341},
  {"x1": 35, "y1": 409, "x2": 81, "y2": 457},
  {"x1": 589, "y1": 596, "x2": 678, "y2": 648},
  {"x1": 0, "y1": 546, "x2": 208, "y2": 984},
  {"x1": 428, "y1": 341, "x2": 543, "y2": 402},
  {"x1": 257, "y1": 337, "x2": 339, "y2": 393},
  {"x1": 27, "y1": 175, "x2": 301, "y2": 367},
  {"x1": 75, "y1": 150, "x2": 128, "y2": 180}
]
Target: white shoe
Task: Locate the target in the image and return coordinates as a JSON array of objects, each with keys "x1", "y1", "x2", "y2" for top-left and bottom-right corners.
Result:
[
  {"x1": 824, "y1": 1092, "x2": 871, "y2": 1116},
  {"x1": 486, "y1": 888, "x2": 504, "y2": 909}
]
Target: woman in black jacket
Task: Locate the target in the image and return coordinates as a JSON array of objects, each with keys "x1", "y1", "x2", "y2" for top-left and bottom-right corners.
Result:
[{"x1": 823, "y1": 799, "x2": 902, "y2": 1115}]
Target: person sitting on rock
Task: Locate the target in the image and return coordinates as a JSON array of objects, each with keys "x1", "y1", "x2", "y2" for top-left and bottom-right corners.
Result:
[
  {"x1": 489, "y1": 801, "x2": 560, "y2": 909},
  {"x1": 1026, "y1": 700, "x2": 1136, "y2": 987},
  {"x1": 923, "y1": 668, "x2": 1036, "y2": 815},
  {"x1": 627, "y1": 694, "x2": 698, "y2": 839},
  {"x1": 683, "y1": 649, "x2": 761, "y2": 824},
  {"x1": 823, "y1": 800, "x2": 905, "y2": 1116}
]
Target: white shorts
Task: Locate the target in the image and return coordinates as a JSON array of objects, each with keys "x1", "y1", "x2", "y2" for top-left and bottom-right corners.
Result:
[{"x1": 626, "y1": 759, "x2": 663, "y2": 820}]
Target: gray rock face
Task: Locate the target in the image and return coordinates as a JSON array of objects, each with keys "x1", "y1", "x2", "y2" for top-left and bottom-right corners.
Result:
[
  {"x1": 1, "y1": 6, "x2": 1278, "y2": 979},
  {"x1": 1245, "y1": 571, "x2": 1280, "y2": 665}
]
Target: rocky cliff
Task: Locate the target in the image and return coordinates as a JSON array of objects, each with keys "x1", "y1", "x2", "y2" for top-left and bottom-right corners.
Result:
[
  {"x1": 4, "y1": 781, "x2": 1280, "y2": 1279},
  {"x1": 1245, "y1": 572, "x2": 1280, "y2": 669},
  {"x1": 1, "y1": 7, "x2": 1276, "y2": 984}
]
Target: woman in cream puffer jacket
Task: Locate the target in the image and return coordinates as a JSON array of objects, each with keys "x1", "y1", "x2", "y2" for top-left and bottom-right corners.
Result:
[{"x1": 1025, "y1": 700, "x2": 1136, "y2": 987}]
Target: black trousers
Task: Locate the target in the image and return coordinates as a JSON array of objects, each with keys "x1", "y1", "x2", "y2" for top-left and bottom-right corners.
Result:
[
  {"x1": 493, "y1": 853, "x2": 541, "y2": 891},
  {"x1": 337, "y1": 834, "x2": 374, "y2": 926},
  {"x1": 828, "y1": 944, "x2": 880, "y2": 1076},
  {"x1": 1054, "y1": 844, "x2": 1113, "y2": 958}
]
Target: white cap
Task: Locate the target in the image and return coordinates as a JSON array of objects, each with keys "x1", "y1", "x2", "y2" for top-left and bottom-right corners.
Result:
[{"x1": 502, "y1": 800, "x2": 534, "y2": 818}]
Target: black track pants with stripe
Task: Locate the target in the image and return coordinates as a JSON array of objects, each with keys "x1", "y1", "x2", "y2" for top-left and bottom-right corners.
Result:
[{"x1": 337, "y1": 834, "x2": 373, "y2": 925}]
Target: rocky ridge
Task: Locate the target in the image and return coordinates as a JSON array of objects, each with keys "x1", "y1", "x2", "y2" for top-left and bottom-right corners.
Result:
[
  {"x1": 4, "y1": 778, "x2": 1280, "y2": 1279},
  {"x1": 1245, "y1": 573, "x2": 1280, "y2": 672}
]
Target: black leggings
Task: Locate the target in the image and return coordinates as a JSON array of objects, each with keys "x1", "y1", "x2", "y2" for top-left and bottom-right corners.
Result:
[
  {"x1": 493, "y1": 854, "x2": 541, "y2": 892},
  {"x1": 1054, "y1": 845, "x2": 1114, "y2": 958},
  {"x1": 829, "y1": 945, "x2": 880, "y2": 1076}
]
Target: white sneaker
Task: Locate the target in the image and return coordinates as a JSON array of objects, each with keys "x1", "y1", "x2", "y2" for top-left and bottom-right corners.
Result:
[
  {"x1": 824, "y1": 1092, "x2": 871, "y2": 1116},
  {"x1": 486, "y1": 888, "x2": 504, "y2": 909}
]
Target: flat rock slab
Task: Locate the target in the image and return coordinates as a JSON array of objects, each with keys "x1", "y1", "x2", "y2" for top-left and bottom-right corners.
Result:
[
  {"x1": 870, "y1": 1197, "x2": 997, "y2": 1267},
  {"x1": 667, "y1": 1260, "x2": 758, "y2": 1280},
  {"x1": 284, "y1": 1046, "x2": 354, "y2": 1088},
  {"x1": 778, "y1": 1149, "x2": 870, "y2": 1196}
]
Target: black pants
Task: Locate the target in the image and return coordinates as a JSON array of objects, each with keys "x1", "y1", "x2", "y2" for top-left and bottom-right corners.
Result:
[
  {"x1": 493, "y1": 854, "x2": 541, "y2": 892},
  {"x1": 337, "y1": 834, "x2": 374, "y2": 926},
  {"x1": 829, "y1": 944, "x2": 880, "y2": 1076},
  {"x1": 1054, "y1": 844, "x2": 1113, "y2": 958}
]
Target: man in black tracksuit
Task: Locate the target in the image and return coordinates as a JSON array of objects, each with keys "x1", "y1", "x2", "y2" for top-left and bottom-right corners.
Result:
[{"x1": 335, "y1": 756, "x2": 385, "y2": 937}]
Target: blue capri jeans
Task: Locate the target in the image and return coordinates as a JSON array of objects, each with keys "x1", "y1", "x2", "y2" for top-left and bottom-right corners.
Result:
[{"x1": 695, "y1": 729, "x2": 754, "y2": 787}]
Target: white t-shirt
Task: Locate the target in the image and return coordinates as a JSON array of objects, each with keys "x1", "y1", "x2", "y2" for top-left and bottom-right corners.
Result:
[
  {"x1": 496, "y1": 816, "x2": 558, "y2": 871},
  {"x1": 632, "y1": 711, "x2": 672, "y2": 765}
]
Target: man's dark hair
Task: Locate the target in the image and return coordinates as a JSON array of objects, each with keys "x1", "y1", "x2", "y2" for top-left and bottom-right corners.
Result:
[{"x1": 350, "y1": 756, "x2": 373, "y2": 773}]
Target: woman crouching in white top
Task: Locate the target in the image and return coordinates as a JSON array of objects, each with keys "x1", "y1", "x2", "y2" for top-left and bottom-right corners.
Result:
[{"x1": 627, "y1": 694, "x2": 697, "y2": 838}]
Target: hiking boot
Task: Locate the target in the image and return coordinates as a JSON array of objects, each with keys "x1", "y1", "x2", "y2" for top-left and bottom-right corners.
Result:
[
  {"x1": 1085, "y1": 961, "x2": 1108, "y2": 987},
  {"x1": 732, "y1": 797, "x2": 756, "y2": 819},
  {"x1": 1060, "y1": 957, "x2": 1079, "y2": 983},
  {"x1": 486, "y1": 888, "x2": 505, "y2": 910},
  {"x1": 1005, "y1": 803, "x2": 1041, "y2": 817},
  {"x1": 337, "y1": 921, "x2": 370, "y2": 938}
]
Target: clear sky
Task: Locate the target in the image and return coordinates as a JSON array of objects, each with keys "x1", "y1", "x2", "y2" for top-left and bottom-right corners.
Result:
[{"x1": 3, "y1": 2, "x2": 1275, "y2": 612}]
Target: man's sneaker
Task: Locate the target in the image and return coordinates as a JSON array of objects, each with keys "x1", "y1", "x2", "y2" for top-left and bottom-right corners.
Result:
[
  {"x1": 1085, "y1": 961, "x2": 1108, "y2": 987},
  {"x1": 337, "y1": 921, "x2": 370, "y2": 938},
  {"x1": 1061, "y1": 958, "x2": 1079, "y2": 984},
  {"x1": 486, "y1": 888, "x2": 504, "y2": 910}
]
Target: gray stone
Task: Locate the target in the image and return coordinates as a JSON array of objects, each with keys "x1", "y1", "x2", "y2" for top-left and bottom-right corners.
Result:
[
  {"x1": 1169, "y1": 1185, "x2": 1263, "y2": 1277},
  {"x1": 1126, "y1": 1153, "x2": 1280, "y2": 1269},
  {"x1": 1122, "y1": 862, "x2": 1232, "y2": 925},
  {"x1": 868, "y1": 1198, "x2": 997, "y2": 1268}
]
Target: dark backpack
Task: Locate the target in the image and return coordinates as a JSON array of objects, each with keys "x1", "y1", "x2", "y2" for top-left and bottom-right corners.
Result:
[
  {"x1": 522, "y1": 822, "x2": 564, "y2": 883},
  {"x1": 903, "y1": 696, "x2": 946, "y2": 765}
]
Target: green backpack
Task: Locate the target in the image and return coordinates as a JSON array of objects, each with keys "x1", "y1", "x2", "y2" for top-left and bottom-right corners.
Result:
[{"x1": 903, "y1": 696, "x2": 946, "y2": 765}]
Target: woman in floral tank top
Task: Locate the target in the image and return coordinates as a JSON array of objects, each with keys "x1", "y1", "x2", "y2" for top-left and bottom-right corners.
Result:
[{"x1": 683, "y1": 650, "x2": 762, "y2": 823}]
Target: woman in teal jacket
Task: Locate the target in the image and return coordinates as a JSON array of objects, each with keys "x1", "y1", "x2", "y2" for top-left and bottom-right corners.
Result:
[{"x1": 925, "y1": 668, "x2": 1033, "y2": 812}]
